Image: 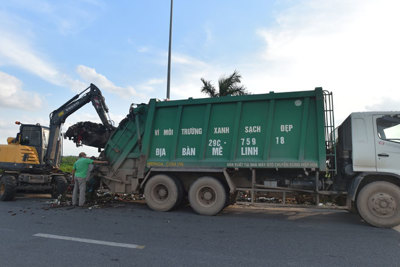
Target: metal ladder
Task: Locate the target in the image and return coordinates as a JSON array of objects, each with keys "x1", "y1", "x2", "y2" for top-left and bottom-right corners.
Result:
[{"x1": 323, "y1": 90, "x2": 337, "y2": 175}]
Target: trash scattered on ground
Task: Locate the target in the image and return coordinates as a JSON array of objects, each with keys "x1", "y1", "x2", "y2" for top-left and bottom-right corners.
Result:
[
  {"x1": 45, "y1": 189, "x2": 344, "y2": 210},
  {"x1": 46, "y1": 191, "x2": 145, "y2": 210}
]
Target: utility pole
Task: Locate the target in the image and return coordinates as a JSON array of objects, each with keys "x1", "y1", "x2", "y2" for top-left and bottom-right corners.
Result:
[{"x1": 166, "y1": 0, "x2": 173, "y2": 100}]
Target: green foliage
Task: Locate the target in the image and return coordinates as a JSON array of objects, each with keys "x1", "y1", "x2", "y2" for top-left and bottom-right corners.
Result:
[
  {"x1": 60, "y1": 156, "x2": 77, "y2": 173},
  {"x1": 201, "y1": 70, "x2": 248, "y2": 97}
]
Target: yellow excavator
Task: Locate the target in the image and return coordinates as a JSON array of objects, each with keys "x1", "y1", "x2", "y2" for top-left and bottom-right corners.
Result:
[{"x1": 0, "y1": 84, "x2": 114, "y2": 201}]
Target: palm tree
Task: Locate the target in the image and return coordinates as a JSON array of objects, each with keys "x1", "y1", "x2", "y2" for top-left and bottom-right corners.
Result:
[{"x1": 201, "y1": 70, "x2": 247, "y2": 97}]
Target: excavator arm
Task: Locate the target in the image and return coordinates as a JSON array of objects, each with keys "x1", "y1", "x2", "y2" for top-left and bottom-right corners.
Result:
[{"x1": 44, "y1": 84, "x2": 114, "y2": 167}]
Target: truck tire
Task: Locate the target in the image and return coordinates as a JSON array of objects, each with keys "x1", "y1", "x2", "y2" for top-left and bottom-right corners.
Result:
[
  {"x1": 144, "y1": 174, "x2": 181, "y2": 212},
  {"x1": 189, "y1": 176, "x2": 227, "y2": 216},
  {"x1": 51, "y1": 176, "x2": 68, "y2": 199},
  {"x1": 357, "y1": 181, "x2": 400, "y2": 228},
  {"x1": 0, "y1": 175, "x2": 17, "y2": 201}
]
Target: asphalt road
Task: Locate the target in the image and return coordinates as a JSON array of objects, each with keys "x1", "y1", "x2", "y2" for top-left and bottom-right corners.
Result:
[{"x1": 0, "y1": 194, "x2": 399, "y2": 267}]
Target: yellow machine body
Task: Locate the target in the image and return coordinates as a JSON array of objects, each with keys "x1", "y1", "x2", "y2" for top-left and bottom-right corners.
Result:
[{"x1": 0, "y1": 143, "x2": 40, "y2": 165}]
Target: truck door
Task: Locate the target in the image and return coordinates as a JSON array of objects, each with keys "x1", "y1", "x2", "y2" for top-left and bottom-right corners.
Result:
[{"x1": 374, "y1": 114, "x2": 400, "y2": 175}]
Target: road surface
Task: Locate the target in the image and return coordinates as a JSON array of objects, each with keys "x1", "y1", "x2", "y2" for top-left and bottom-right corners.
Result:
[{"x1": 0, "y1": 194, "x2": 399, "y2": 266}]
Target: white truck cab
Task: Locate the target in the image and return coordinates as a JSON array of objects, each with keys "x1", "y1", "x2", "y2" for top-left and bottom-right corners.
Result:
[
  {"x1": 351, "y1": 112, "x2": 400, "y2": 175},
  {"x1": 341, "y1": 112, "x2": 400, "y2": 227}
]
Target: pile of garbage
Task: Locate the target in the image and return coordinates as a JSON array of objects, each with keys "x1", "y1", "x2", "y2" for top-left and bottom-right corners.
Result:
[{"x1": 65, "y1": 121, "x2": 114, "y2": 148}]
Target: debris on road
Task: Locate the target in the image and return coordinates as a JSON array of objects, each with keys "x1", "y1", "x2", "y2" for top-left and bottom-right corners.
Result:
[{"x1": 46, "y1": 191, "x2": 145, "y2": 210}]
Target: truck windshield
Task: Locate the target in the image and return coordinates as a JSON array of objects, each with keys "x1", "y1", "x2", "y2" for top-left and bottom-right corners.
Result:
[{"x1": 377, "y1": 115, "x2": 400, "y2": 143}]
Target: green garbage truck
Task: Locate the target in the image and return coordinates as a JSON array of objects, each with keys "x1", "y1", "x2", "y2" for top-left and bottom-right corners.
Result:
[{"x1": 93, "y1": 87, "x2": 400, "y2": 227}]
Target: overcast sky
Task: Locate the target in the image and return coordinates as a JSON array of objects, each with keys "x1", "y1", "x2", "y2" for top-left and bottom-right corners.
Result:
[{"x1": 0, "y1": 0, "x2": 399, "y2": 156}]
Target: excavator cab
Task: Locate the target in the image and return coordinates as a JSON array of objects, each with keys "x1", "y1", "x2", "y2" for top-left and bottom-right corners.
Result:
[{"x1": 18, "y1": 123, "x2": 50, "y2": 164}]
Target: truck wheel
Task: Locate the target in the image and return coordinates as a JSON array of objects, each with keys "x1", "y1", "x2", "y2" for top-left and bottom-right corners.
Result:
[
  {"x1": 0, "y1": 175, "x2": 17, "y2": 201},
  {"x1": 357, "y1": 181, "x2": 400, "y2": 228},
  {"x1": 51, "y1": 176, "x2": 68, "y2": 199},
  {"x1": 144, "y1": 174, "x2": 181, "y2": 212},
  {"x1": 189, "y1": 176, "x2": 227, "y2": 216}
]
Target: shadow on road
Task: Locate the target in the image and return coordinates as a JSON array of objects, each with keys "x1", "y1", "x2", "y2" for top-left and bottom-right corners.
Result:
[{"x1": 223, "y1": 204, "x2": 365, "y2": 227}]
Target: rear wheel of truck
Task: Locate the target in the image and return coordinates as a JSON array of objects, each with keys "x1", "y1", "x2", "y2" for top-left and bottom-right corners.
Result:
[
  {"x1": 357, "y1": 181, "x2": 400, "y2": 228},
  {"x1": 144, "y1": 174, "x2": 181, "y2": 212},
  {"x1": 51, "y1": 176, "x2": 68, "y2": 199},
  {"x1": 189, "y1": 176, "x2": 227, "y2": 216},
  {"x1": 0, "y1": 175, "x2": 17, "y2": 201}
]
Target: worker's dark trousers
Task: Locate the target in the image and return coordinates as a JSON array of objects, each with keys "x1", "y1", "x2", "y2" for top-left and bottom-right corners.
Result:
[{"x1": 72, "y1": 177, "x2": 86, "y2": 206}]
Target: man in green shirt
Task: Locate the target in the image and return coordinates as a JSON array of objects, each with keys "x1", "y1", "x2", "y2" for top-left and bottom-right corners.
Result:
[{"x1": 72, "y1": 152, "x2": 107, "y2": 206}]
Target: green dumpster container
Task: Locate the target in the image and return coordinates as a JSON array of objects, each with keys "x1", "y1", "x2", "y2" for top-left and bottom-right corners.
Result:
[{"x1": 105, "y1": 87, "x2": 326, "y2": 171}]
